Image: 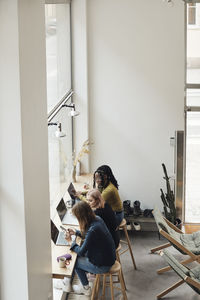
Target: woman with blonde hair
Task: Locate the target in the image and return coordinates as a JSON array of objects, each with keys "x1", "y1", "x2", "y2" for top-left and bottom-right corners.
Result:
[
  {"x1": 66, "y1": 201, "x2": 116, "y2": 295},
  {"x1": 87, "y1": 189, "x2": 119, "y2": 248}
]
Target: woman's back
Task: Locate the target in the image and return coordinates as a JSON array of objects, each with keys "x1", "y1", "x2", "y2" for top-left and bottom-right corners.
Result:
[
  {"x1": 70, "y1": 201, "x2": 116, "y2": 295},
  {"x1": 84, "y1": 216, "x2": 116, "y2": 267},
  {"x1": 94, "y1": 203, "x2": 120, "y2": 248},
  {"x1": 101, "y1": 182, "x2": 123, "y2": 212}
]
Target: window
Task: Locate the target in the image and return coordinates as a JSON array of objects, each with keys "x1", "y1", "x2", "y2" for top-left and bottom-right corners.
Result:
[
  {"x1": 185, "y1": 110, "x2": 200, "y2": 222},
  {"x1": 188, "y1": 3, "x2": 196, "y2": 25},
  {"x1": 185, "y1": 2, "x2": 200, "y2": 223},
  {"x1": 45, "y1": 1, "x2": 73, "y2": 212},
  {"x1": 48, "y1": 110, "x2": 73, "y2": 209},
  {"x1": 187, "y1": 3, "x2": 200, "y2": 84},
  {"x1": 45, "y1": 3, "x2": 71, "y2": 113}
]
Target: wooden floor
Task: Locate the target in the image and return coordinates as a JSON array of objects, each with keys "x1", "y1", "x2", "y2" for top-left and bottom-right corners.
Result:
[{"x1": 184, "y1": 224, "x2": 200, "y2": 234}]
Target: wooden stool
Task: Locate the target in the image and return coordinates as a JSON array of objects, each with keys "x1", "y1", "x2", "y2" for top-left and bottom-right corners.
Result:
[
  {"x1": 91, "y1": 260, "x2": 127, "y2": 300},
  {"x1": 119, "y1": 218, "x2": 137, "y2": 269}
]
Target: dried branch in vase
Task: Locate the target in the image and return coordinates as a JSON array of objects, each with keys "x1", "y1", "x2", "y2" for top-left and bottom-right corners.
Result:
[
  {"x1": 73, "y1": 139, "x2": 92, "y2": 167},
  {"x1": 71, "y1": 139, "x2": 93, "y2": 182}
]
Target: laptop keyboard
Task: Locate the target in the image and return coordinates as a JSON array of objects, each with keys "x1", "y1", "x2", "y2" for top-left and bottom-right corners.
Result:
[
  {"x1": 56, "y1": 231, "x2": 70, "y2": 246},
  {"x1": 62, "y1": 210, "x2": 79, "y2": 226}
]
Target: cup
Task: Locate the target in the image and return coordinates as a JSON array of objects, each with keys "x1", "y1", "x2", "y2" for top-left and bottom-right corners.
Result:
[{"x1": 58, "y1": 257, "x2": 66, "y2": 268}]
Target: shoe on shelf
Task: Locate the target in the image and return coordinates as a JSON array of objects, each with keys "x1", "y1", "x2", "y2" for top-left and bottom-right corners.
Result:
[
  {"x1": 72, "y1": 284, "x2": 92, "y2": 296},
  {"x1": 133, "y1": 222, "x2": 141, "y2": 231},
  {"x1": 133, "y1": 200, "x2": 141, "y2": 216},
  {"x1": 54, "y1": 279, "x2": 71, "y2": 293},
  {"x1": 126, "y1": 222, "x2": 132, "y2": 230}
]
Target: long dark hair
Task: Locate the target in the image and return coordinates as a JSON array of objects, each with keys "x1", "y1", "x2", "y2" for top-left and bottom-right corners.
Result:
[
  {"x1": 72, "y1": 201, "x2": 96, "y2": 233},
  {"x1": 93, "y1": 165, "x2": 119, "y2": 190}
]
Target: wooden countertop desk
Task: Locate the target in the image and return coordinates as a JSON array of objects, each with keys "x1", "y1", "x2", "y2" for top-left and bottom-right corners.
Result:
[
  {"x1": 51, "y1": 233, "x2": 81, "y2": 279},
  {"x1": 51, "y1": 174, "x2": 92, "y2": 279},
  {"x1": 73, "y1": 173, "x2": 93, "y2": 192}
]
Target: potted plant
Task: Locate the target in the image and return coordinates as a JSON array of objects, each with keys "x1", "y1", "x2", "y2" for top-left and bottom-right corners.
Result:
[{"x1": 160, "y1": 163, "x2": 181, "y2": 228}]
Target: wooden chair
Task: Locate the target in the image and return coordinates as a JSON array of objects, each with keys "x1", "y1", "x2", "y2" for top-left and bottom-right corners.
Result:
[
  {"x1": 151, "y1": 207, "x2": 200, "y2": 274},
  {"x1": 157, "y1": 249, "x2": 200, "y2": 299},
  {"x1": 91, "y1": 260, "x2": 127, "y2": 300},
  {"x1": 119, "y1": 218, "x2": 137, "y2": 269}
]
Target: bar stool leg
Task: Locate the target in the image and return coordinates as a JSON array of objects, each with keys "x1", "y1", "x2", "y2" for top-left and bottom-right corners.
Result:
[
  {"x1": 91, "y1": 274, "x2": 100, "y2": 300},
  {"x1": 102, "y1": 274, "x2": 106, "y2": 300},
  {"x1": 124, "y1": 226, "x2": 137, "y2": 269},
  {"x1": 109, "y1": 274, "x2": 115, "y2": 300},
  {"x1": 96, "y1": 275, "x2": 100, "y2": 299},
  {"x1": 119, "y1": 269, "x2": 128, "y2": 300},
  {"x1": 116, "y1": 249, "x2": 126, "y2": 290}
]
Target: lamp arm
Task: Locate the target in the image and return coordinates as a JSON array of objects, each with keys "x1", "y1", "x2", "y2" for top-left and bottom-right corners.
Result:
[
  {"x1": 62, "y1": 104, "x2": 75, "y2": 110},
  {"x1": 48, "y1": 122, "x2": 58, "y2": 126}
]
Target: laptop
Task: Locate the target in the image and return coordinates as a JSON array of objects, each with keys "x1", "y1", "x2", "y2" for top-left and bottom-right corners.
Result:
[
  {"x1": 51, "y1": 220, "x2": 70, "y2": 246},
  {"x1": 56, "y1": 198, "x2": 79, "y2": 226},
  {"x1": 67, "y1": 182, "x2": 81, "y2": 204}
]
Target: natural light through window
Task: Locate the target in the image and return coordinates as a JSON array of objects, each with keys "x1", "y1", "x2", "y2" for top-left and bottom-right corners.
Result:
[
  {"x1": 45, "y1": 3, "x2": 71, "y2": 113},
  {"x1": 185, "y1": 2, "x2": 200, "y2": 223},
  {"x1": 45, "y1": 2, "x2": 73, "y2": 214}
]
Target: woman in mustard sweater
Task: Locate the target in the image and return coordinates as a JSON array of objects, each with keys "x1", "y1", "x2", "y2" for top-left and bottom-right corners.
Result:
[{"x1": 93, "y1": 165, "x2": 124, "y2": 225}]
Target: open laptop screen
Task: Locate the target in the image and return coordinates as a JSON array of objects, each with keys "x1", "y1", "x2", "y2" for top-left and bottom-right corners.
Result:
[
  {"x1": 68, "y1": 182, "x2": 77, "y2": 200},
  {"x1": 56, "y1": 198, "x2": 67, "y2": 221},
  {"x1": 51, "y1": 220, "x2": 59, "y2": 244}
]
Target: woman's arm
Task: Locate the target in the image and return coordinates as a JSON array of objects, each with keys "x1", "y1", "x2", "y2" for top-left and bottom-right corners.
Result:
[
  {"x1": 75, "y1": 229, "x2": 82, "y2": 237},
  {"x1": 75, "y1": 192, "x2": 87, "y2": 202},
  {"x1": 70, "y1": 228, "x2": 94, "y2": 256}
]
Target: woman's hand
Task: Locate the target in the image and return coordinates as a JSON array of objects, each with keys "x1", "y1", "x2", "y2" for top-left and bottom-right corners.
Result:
[
  {"x1": 67, "y1": 228, "x2": 76, "y2": 236},
  {"x1": 64, "y1": 231, "x2": 72, "y2": 244},
  {"x1": 75, "y1": 191, "x2": 82, "y2": 198}
]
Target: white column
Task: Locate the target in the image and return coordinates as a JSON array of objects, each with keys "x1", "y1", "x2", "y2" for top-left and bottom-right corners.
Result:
[{"x1": 0, "y1": 1, "x2": 52, "y2": 299}]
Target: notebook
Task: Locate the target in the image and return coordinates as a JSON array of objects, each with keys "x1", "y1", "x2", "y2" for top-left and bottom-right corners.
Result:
[
  {"x1": 51, "y1": 220, "x2": 70, "y2": 246},
  {"x1": 56, "y1": 198, "x2": 79, "y2": 226}
]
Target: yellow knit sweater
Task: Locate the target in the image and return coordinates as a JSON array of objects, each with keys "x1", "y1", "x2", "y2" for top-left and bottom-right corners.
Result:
[{"x1": 101, "y1": 182, "x2": 123, "y2": 212}]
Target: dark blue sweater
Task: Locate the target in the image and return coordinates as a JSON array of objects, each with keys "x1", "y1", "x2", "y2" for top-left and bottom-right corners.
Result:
[
  {"x1": 70, "y1": 216, "x2": 116, "y2": 267},
  {"x1": 94, "y1": 203, "x2": 120, "y2": 248}
]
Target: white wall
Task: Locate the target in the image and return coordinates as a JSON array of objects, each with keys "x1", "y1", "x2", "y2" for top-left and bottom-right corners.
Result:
[
  {"x1": 86, "y1": 0, "x2": 184, "y2": 209},
  {"x1": 0, "y1": 1, "x2": 52, "y2": 299}
]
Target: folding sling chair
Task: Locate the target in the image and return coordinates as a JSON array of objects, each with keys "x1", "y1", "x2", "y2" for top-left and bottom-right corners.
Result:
[
  {"x1": 157, "y1": 249, "x2": 200, "y2": 299},
  {"x1": 151, "y1": 207, "x2": 200, "y2": 274}
]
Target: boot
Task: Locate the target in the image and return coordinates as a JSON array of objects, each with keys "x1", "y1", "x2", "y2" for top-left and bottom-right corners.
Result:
[
  {"x1": 123, "y1": 200, "x2": 132, "y2": 216},
  {"x1": 133, "y1": 200, "x2": 141, "y2": 216}
]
